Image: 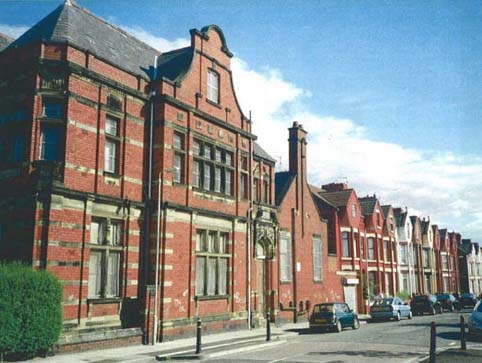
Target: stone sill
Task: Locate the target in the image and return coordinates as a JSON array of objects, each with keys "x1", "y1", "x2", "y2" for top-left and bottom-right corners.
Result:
[{"x1": 195, "y1": 294, "x2": 229, "y2": 301}]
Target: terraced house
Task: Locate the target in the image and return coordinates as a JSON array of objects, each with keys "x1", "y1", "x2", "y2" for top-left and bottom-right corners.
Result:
[
  {"x1": 394, "y1": 208, "x2": 415, "y2": 295},
  {"x1": 459, "y1": 239, "x2": 482, "y2": 295},
  {"x1": 358, "y1": 196, "x2": 398, "y2": 301},
  {"x1": 311, "y1": 183, "x2": 368, "y2": 313},
  {"x1": 420, "y1": 218, "x2": 436, "y2": 294}
]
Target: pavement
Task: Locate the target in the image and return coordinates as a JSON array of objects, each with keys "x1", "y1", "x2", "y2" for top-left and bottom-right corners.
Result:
[
  {"x1": 29, "y1": 312, "x2": 482, "y2": 363},
  {"x1": 31, "y1": 321, "x2": 302, "y2": 363},
  {"x1": 417, "y1": 346, "x2": 482, "y2": 363}
]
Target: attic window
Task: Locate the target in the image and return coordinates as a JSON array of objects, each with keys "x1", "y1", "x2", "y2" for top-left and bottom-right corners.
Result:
[
  {"x1": 351, "y1": 204, "x2": 357, "y2": 218},
  {"x1": 207, "y1": 69, "x2": 219, "y2": 104}
]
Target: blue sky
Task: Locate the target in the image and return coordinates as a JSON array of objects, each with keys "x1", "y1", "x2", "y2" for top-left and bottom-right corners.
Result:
[{"x1": 1, "y1": 0, "x2": 481, "y2": 241}]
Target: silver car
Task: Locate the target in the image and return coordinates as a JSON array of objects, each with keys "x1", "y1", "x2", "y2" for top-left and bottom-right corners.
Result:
[
  {"x1": 468, "y1": 300, "x2": 482, "y2": 338},
  {"x1": 370, "y1": 297, "x2": 412, "y2": 321}
]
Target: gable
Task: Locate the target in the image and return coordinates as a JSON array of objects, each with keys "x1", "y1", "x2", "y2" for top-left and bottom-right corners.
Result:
[{"x1": 161, "y1": 25, "x2": 248, "y2": 131}]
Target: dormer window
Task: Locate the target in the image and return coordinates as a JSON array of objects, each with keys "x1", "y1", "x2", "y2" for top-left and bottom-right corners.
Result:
[{"x1": 207, "y1": 69, "x2": 219, "y2": 104}]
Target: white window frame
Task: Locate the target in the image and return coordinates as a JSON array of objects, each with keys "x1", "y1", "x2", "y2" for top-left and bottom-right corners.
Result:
[
  {"x1": 88, "y1": 218, "x2": 122, "y2": 299},
  {"x1": 207, "y1": 69, "x2": 220, "y2": 103},
  {"x1": 104, "y1": 116, "x2": 119, "y2": 174},
  {"x1": 313, "y1": 236, "x2": 322, "y2": 281},
  {"x1": 195, "y1": 229, "x2": 230, "y2": 297},
  {"x1": 280, "y1": 234, "x2": 292, "y2": 282}
]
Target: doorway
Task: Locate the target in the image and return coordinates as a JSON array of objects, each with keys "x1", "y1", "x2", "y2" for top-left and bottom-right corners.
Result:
[{"x1": 256, "y1": 259, "x2": 265, "y2": 315}]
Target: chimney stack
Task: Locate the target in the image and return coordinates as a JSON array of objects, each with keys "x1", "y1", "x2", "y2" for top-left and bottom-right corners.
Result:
[
  {"x1": 322, "y1": 182, "x2": 348, "y2": 192},
  {"x1": 288, "y1": 121, "x2": 308, "y2": 181}
]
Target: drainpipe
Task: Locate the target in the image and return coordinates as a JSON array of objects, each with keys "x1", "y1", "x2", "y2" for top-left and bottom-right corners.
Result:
[
  {"x1": 153, "y1": 172, "x2": 161, "y2": 344},
  {"x1": 247, "y1": 207, "x2": 252, "y2": 329},
  {"x1": 291, "y1": 207, "x2": 297, "y2": 323},
  {"x1": 150, "y1": 55, "x2": 158, "y2": 344},
  {"x1": 247, "y1": 128, "x2": 254, "y2": 330}
]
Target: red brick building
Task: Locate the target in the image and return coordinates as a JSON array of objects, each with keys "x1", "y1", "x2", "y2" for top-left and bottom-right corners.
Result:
[
  {"x1": 439, "y1": 229, "x2": 460, "y2": 293},
  {"x1": 0, "y1": 0, "x2": 253, "y2": 349},
  {"x1": 381, "y1": 205, "x2": 399, "y2": 296},
  {"x1": 0, "y1": 0, "x2": 155, "y2": 350},
  {"x1": 449, "y1": 232, "x2": 461, "y2": 293},
  {"x1": 311, "y1": 183, "x2": 366, "y2": 312},
  {"x1": 0, "y1": 0, "x2": 344, "y2": 351},
  {"x1": 358, "y1": 196, "x2": 398, "y2": 303},
  {"x1": 275, "y1": 122, "x2": 343, "y2": 323}
]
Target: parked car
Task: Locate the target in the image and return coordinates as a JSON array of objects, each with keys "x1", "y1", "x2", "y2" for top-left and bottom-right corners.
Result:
[
  {"x1": 309, "y1": 302, "x2": 360, "y2": 332},
  {"x1": 459, "y1": 293, "x2": 478, "y2": 309},
  {"x1": 410, "y1": 294, "x2": 443, "y2": 315},
  {"x1": 370, "y1": 297, "x2": 412, "y2": 321},
  {"x1": 436, "y1": 293, "x2": 457, "y2": 311},
  {"x1": 468, "y1": 300, "x2": 482, "y2": 338}
]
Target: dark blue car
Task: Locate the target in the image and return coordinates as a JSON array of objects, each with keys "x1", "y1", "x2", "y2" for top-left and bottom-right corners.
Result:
[{"x1": 309, "y1": 302, "x2": 360, "y2": 332}]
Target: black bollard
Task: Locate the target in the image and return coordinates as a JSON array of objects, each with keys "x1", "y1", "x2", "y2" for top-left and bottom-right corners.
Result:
[
  {"x1": 195, "y1": 318, "x2": 202, "y2": 354},
  {"x1": 429, "y1": 321, "x2": 436, "y2": 363},
  {"x1": 460, "y1": 315, "x2": 466, "y2": 350},
  {"x1": 266, "y1": 311, "x2": 271, "y2": 342}
]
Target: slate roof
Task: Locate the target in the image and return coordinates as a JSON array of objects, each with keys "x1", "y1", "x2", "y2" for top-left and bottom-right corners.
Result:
[
  {"x1": 253, "y1": 142, "x2": 276, "y2": 163},
  {"x1": 410, "y1": 216, "x2": 419, "y2": 227},
  {"x1": 458, "y1": 240, "x2": 472, "y2": 256},
  {"x1": 0, "y1": 33, "x2": 13, "y2": 51},
  {"x1": 358, "y1": 197, "x2": 377, "y2": 216},
  {"x1": 393, "y1": 208, "x2": 408, "y2": 227},
  {"x1": 421, "y1": 220, "x2": 430, "y2": 234},
  {"x1": 317, "y1": 189, "x2": 353, "y2": 208},
  {"x1": 309, "y1": 185, "x2": 337, "y2": 210},
  {"x1": 439, "y1": 229, "x2": 448, "y2": 240},
  {"x1": 156, "y1": 47, "x2": 194, "y2": 83},
  {"x1": 275, "y1": 171, "x2": 295, "y2": 206},
  {"x1": 381, "y1": 205, "x2": 392, "y2": 218},
  {"x1": 7, "y1": 0, "x2": 160, "y2": 79}
]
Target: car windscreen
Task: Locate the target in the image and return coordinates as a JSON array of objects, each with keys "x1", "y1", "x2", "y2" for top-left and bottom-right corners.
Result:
[
  {"x1": 413, "y1": 295, "x2": 428, "y2": 301},
  {"x1": 477, "y1": 303, "x2": 482, "y2": 313},
  {"x1": 436, "y1": 294, "x2": 449, "y2": 300},
  {"x1": 314, "y1": 304, "x2": 334, "y2": 313},
  {"x1": 373, "y1": 299, "x2": 393, "y2": 306},
  {"x1": 461, "y1": 293, "x2": 473, "y2": 298}
]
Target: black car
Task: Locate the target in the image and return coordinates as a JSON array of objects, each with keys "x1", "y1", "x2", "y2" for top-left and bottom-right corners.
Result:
[
  {"x1": 436, "y1": 293, "x2": 457, "y2": 311},
  {"x1": 410, "y1": 294, "x2": 443, "y2": 315},
  {"x1": 459, "y1": 293, "x2": 477, "y2": 308}
]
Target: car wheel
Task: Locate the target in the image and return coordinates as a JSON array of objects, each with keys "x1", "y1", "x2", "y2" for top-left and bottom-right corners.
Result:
[
  {"x1": 335, "y1": 321, "x2": 342, "y2": 333},
  {"x1": 408, "y1": 311, "x2": 413, "y2": 320},
  {"x1": 352, "y1": 318, "x2": 360, "y2": 330},
  {"x1": 395, "y1": 312, "x2": 401, "y2": 321},
  {"x1": 431, "y1": 307, "x2": 436, "y2": 315}
]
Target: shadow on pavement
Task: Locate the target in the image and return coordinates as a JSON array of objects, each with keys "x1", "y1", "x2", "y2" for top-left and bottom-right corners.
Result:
[
  {"x1": 401, "y1": 322, "x2": 462, "y2": 328},
  {"x1": 307, "y1": 350, "x2": 422, "y2": 358},
  {"x1": 285, "y1": 328, "x2": 333, "y2": 335},
  {"x1": 436, "y1": 331, "x2": 460, "y2": 340}
]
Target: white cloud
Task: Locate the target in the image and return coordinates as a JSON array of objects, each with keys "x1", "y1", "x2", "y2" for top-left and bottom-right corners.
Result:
[
  {"x1": 9, "y1": 15, "x2": 475, "y2": 241},
  {"x1": 231, "y1": 59, "x2": 482, "y2": 242},
  {"x1": 120, "y1": 26, "x2": 189, "y2": 52},
  {"x1": 0, "y1": 24, "x2": 28, "y2": 39}
]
